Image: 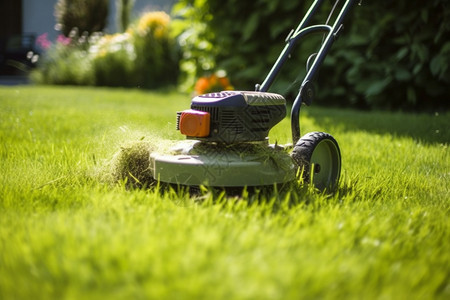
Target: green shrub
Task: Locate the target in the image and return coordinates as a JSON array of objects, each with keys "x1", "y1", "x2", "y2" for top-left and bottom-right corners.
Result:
[
  {"x1": 173, "y1": 0, "x2": 450, "y2": 110},
  {"x1": 130, "y1": 11, "x2": 180, "y2": 88},
  {"x1": 319, "y1": 0, "x2": 450, "y2": 110},
  {"x1": 90, "y1": 33, "x2": 138, "y2": 87},
  {"x1": 55, "y1": 0, "x2": 109, "y2": 36},
  {"x1": 171, "y1": 0, "x2": 217, "y2": 91}
]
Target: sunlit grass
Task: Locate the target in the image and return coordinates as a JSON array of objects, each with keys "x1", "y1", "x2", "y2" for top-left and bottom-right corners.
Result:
[{"x1": 0, "y1": 86, "x2": 449, "y2": 299}]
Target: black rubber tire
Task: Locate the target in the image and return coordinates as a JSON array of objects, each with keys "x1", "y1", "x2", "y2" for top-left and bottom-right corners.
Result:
[{"x1": 291, "y1": 131, "x2": 341, "y2": 191}]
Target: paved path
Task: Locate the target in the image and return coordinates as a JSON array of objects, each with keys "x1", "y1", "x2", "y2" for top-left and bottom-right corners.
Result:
[{"x1": 0, "y1": 76, "x2": 30, "y2": 86}]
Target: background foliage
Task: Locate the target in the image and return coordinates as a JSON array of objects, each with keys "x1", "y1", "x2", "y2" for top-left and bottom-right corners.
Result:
[
  {"x1": 173, "y1": 0, "x2": 450, "y2": 111},
  {"x1": 32, "y1": 12, "x2": 180, "y2": 89}
]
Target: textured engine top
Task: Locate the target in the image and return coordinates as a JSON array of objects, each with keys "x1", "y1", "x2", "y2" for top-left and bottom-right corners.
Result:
[{"x1": 186, "y1": 91, "x2": 286, "y2": 143}]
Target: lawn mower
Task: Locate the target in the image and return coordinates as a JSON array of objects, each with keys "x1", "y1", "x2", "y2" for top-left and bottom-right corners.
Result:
[{"x1": 149, "y1": 0, "x2": 360, "y2": 191}]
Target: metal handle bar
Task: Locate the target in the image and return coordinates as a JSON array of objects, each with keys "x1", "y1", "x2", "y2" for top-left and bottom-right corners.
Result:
[{"x1": 256, "y1": 0, "x2": 358, "y2": 144}]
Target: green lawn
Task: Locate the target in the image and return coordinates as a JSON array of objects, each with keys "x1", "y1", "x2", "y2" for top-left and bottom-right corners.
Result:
[{"x1": 0, "y1": 86, "x2": 449, "y2": 299}]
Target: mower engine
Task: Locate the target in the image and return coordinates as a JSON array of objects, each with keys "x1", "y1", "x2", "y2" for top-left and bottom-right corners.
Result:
[{"x1": 176, "y1": 91, "x2": 286, "y2": 143}]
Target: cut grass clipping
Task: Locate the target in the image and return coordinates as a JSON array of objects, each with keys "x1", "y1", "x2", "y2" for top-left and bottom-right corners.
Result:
[{"x1": 110, "y1": 140, "x2": 155, "y2": 188}]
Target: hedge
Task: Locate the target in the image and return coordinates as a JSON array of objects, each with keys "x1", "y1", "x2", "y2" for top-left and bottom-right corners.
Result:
[{"x1": 173, "y1": 0, "x2": 450, "y2": 111}]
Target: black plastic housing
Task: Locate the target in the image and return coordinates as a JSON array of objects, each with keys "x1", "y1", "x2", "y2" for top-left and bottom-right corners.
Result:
[{"x1": 183, "y1": 91, "x2": 286, "y2": 143}]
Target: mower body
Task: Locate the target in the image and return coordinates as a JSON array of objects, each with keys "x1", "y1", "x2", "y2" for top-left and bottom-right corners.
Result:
[{"x1": 150, "y1": 91, "x2": 295, "y2": 187}]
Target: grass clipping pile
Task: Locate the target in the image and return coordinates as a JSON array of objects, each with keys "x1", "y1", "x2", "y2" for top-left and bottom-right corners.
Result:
[{"x1": 110, "y1": 141, "x2": 155, "y2": 188}]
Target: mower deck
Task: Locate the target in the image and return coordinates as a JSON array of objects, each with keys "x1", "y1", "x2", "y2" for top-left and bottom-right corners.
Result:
[{"x1": 150, "y1": 141, "x2": 296, "y2": 187}]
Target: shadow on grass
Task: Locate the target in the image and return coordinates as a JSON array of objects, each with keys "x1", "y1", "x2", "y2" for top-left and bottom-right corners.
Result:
[
  {"x1": 148, "y1": 180, "x2": 361, "y2": 213},
  {"x1": 302, "y1": 106, "x2": 449, "y2": 145}
]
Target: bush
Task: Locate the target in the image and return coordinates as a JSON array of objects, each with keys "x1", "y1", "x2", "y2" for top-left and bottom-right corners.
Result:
[
  {"x1": 171, "y1": 0, "x2": 218, "y2": 91},
  {"x1": 55, "y1": 0, "x2": 109, "y2": 37},
  {"x1": 90, "y1": 32, "x2": 138, "y2": 87},
  {"x1": 173, "y1": 0, "x2": 450, "y2": 111},
  {"x1": 319, "y1": 0, "x2": 450, "y2": 110},
  {"x1": 130, "y1": 11, "x2": 180, "y2": 88}
]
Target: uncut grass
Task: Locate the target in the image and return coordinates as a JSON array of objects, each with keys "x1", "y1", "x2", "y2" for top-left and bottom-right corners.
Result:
[{"x1": 1, "y1": 86, "x2": 449, "y2": 299}]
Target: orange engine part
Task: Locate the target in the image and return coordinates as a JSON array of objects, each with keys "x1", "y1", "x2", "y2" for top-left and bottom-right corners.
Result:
[{"x1": 179, "y1": 109, "x2": 210, "y2": 137}]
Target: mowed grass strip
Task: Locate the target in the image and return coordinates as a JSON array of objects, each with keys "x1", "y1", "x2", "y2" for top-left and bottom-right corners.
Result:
[{"x1": 0, "y1": 86, "x2": 449, "y2": 299}]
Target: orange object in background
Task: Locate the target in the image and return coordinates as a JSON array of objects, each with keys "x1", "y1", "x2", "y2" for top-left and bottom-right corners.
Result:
[
  {"x1": 194, "y1": 73, "x2": 234, "y2": 95},
  {"x1": 179, "y1": 110, "x2": 210, "y2": 137}
]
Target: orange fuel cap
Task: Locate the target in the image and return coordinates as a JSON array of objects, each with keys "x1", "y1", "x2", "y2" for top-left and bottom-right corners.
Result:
[{"x1": 179, "y1": 109, "x2": 210, "y2": 137}]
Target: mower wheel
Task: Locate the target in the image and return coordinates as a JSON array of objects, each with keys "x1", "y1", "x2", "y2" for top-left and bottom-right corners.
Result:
[{"x1": 291, "y1": 131, "x2": 341, "y2": 191}]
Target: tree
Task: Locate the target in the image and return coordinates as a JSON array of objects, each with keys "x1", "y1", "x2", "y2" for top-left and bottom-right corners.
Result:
[
  {"x1": 55, "y1": 0, "x2": 109, "y2": 37},
  {"x1": 116, "y1": 0, "x2": 135, "y2": 32}
]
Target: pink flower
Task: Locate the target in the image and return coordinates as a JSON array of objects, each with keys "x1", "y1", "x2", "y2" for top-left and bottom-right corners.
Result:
[
  {"x1": 36, "y1": 33, "x2": 52, "y2": 50},
  {"x1": 57, "y1": 34, "x2": 71, "y2": 46}
]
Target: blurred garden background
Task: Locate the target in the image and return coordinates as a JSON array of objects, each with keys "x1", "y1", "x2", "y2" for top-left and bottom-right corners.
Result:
[{"x1": 1, "y1": 0, "x2": 449, "y2": 110}]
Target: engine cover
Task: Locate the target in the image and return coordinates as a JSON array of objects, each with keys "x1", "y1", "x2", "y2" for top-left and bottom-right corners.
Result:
[{"x1": 178, "y1": 91, "x2": 286, "y2": 143}]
